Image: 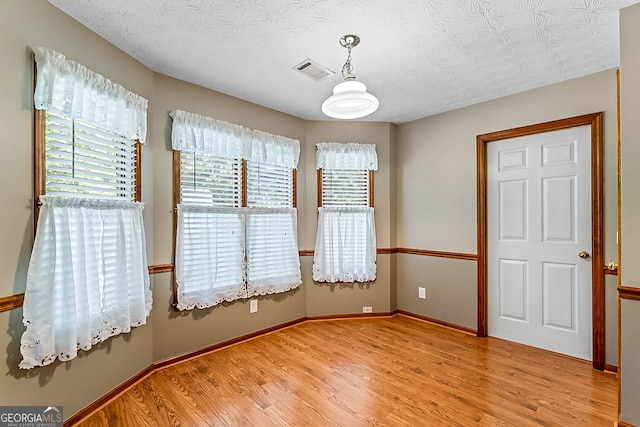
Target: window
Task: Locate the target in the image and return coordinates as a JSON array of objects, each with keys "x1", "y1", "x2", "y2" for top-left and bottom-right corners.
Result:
[
  {"x1": 43, "y1": 111, "x2": 139, "y2": 199},
  {"x1": 245, "y1": 160, "x2": 301, "y2": 295},
  {"x1": 176, "y1": 151, "x2": 246, "y2": 307},
  {"x1": 320, "y1": 169, "x2": 372, "y2": 207},
  {"x1": 171, "y1": 110, "x2": 301, "y2": 311},
  {"x1": 179, "y1": 151, "x2": 242, "y2": 206},
  {"x1": 247, "y1": 160, "x2": 294, "y2": 207},
  {"x1": 20, "y1": 47, "x2": 150, "y2": 370},
  {"x1": 313, "y1": 142, "x2": 378, "y2": 283}
]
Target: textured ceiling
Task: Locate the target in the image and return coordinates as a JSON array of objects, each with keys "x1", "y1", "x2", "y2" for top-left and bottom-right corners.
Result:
[{"x1": 48, "y1": 0, "x2": 640, "y2": 124}]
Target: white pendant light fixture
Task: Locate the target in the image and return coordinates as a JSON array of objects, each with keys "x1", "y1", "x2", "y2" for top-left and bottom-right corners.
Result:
[{"x1": 322, "y1": 35, "x2": 379, "y2": 120}]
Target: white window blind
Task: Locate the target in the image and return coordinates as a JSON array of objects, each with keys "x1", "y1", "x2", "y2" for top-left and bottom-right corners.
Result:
[
  {"x1": 247, "y1": 160, "x2": 293, "y2": 207},
  {"x1": 21, "y1": 47, "x2": 150, "y2": 370},
  {"x1": 45, "y1": 111, "x2": 137, "y2": 199},
  {"x1": 171, "y1": 111, "x2": 301, "y2": 310},
  {"x1": 313, "y1": 142, "x2": 378, "y2": 283},
  {"x1": 321, "y1": 169, "x2": 370, "y2": 207},
  {"x1": 180, "y1": 151, "x2": 242, "y2": 207}
]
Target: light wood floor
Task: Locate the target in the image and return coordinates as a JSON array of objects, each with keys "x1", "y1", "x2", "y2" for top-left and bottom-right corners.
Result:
[{"x1": 78, "y1": 315, "x2": 617, "y2": 426}]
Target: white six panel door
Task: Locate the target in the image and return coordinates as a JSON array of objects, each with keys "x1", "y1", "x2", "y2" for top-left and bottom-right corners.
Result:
[{"x1": 487, "y1": 125, "x2": 592, "y2": 360}]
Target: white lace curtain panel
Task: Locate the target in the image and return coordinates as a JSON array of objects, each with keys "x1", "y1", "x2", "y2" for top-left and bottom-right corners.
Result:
[
  {"x1": 175, "y1": 206, "x2": 246, "y2": 310},
  {"x1": 33, "y1": 47, "x2": 148, "y2": 143},
  {"x1": 20, "y1": 197, "x2": 151, "y2": 369},
  {"x1": 175, "y1": 206, "x2": 302, "y2": 310},
  {"x1": 245, "y1": 208, "x2": 302, "y2": 294},
  {"x1": 313, "y1": 207, "x2": 377, "y2": 283}
]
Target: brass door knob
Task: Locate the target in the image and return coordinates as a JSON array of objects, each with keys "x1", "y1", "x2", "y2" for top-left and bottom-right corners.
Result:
[
  {"x1": 578, "y1": 251, "x2": 590, "y2": 259},
  {"x1": 607, "y1": 261, "x2": 619, "y2": 271}
]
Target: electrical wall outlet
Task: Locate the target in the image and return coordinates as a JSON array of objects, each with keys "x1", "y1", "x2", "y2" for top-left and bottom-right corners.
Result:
[
  {"x1": 250, "y1": 299, "x2": 258, "y2": 313},
  {"x1": 418, "y1": 287, "x2": 426, "y2": 299},
  {"x1": 362, "y1": 306, "x2": 373, "y2": 313}
]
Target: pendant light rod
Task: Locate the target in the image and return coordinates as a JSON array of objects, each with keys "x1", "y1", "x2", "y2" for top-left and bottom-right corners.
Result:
[{"x1": 340, "y1": 35, "x2": 360, "y2": 80}]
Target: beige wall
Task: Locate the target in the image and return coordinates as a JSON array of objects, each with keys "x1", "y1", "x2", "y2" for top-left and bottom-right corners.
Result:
[
  {"x1": 303, "y1": 122, "x2": 394, "y2": 316},
  {"x1": 620, "y1": 300, "x2": 640, "y2": 424},
  {"x1": 621, "y1": 4, "x2": 640, "y2": 285},
  {"x1": 619, "y1": 3, "x2": 640, "y2": 425},
  {"x1": 396, "y1": 70, "x2": 620, "y2": 358}
]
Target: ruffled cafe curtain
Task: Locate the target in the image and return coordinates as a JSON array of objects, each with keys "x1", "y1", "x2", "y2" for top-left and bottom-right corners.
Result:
[
  {"x1": 313, "y1": 142, "x2": 378, "y2": 283},
  {"x1": 245, "y1": 208, "x2": 301, "y2": 296},
  {"x1": 313, "y1": 207, "x2": 377, "y2": 283},
  {"x1": 171, "y1": 111, "x2": 301, "y2": 310},
  {"x1": 175, "y1": 205, "x2": 247, "y2": 311},
  {"x1": 20, "y1": 197, "x2": 151, "y2": 369}
]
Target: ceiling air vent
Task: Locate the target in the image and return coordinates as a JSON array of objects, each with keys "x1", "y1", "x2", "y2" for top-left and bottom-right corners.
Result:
[{"x1": 292, "y1": 58, "x2": 334, "y2": 82}]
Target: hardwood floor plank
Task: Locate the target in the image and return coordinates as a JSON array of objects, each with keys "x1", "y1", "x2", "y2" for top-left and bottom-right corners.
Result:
[
  {"x1": 477, "y1": 412, "x2": 513, "y2": 427},
  {"x1": 260, "y1": 379, "x2": 347, "y2": 427},
  {"x1": 75, "y1": 315, "x2": 617, "y2": 426}
]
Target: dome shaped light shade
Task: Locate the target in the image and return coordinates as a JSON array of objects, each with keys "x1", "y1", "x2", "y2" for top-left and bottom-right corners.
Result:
[{"x1": 322, "y1": 80, "x2": 379, "y2": 119}]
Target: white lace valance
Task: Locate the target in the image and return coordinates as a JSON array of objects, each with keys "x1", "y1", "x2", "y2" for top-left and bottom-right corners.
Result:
[
  {"x1": 170, "y1": 110, "x2": 245, "y2": 159},
  {"x1": 170, "y1": 110, "x2": 300, "y2": 168},
  {"x1": 316, "y1": 142, "x2": 378, "y2": 171},
  {"x1": 33, "y1": 47, "x2": 148, "y2": 144},
  {"x1": 247, "y1": 129, "x2": 300, "y2": 169}
]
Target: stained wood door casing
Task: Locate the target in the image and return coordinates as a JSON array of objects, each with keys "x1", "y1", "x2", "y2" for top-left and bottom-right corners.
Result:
[{"x1": 477, "y1": 113, "x2": 604, "y2": 370}]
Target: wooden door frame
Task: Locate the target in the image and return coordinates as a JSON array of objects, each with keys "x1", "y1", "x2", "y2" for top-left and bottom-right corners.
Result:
[{"x1": 477, "y1": 113, "x2": 605, "y2": 370}]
